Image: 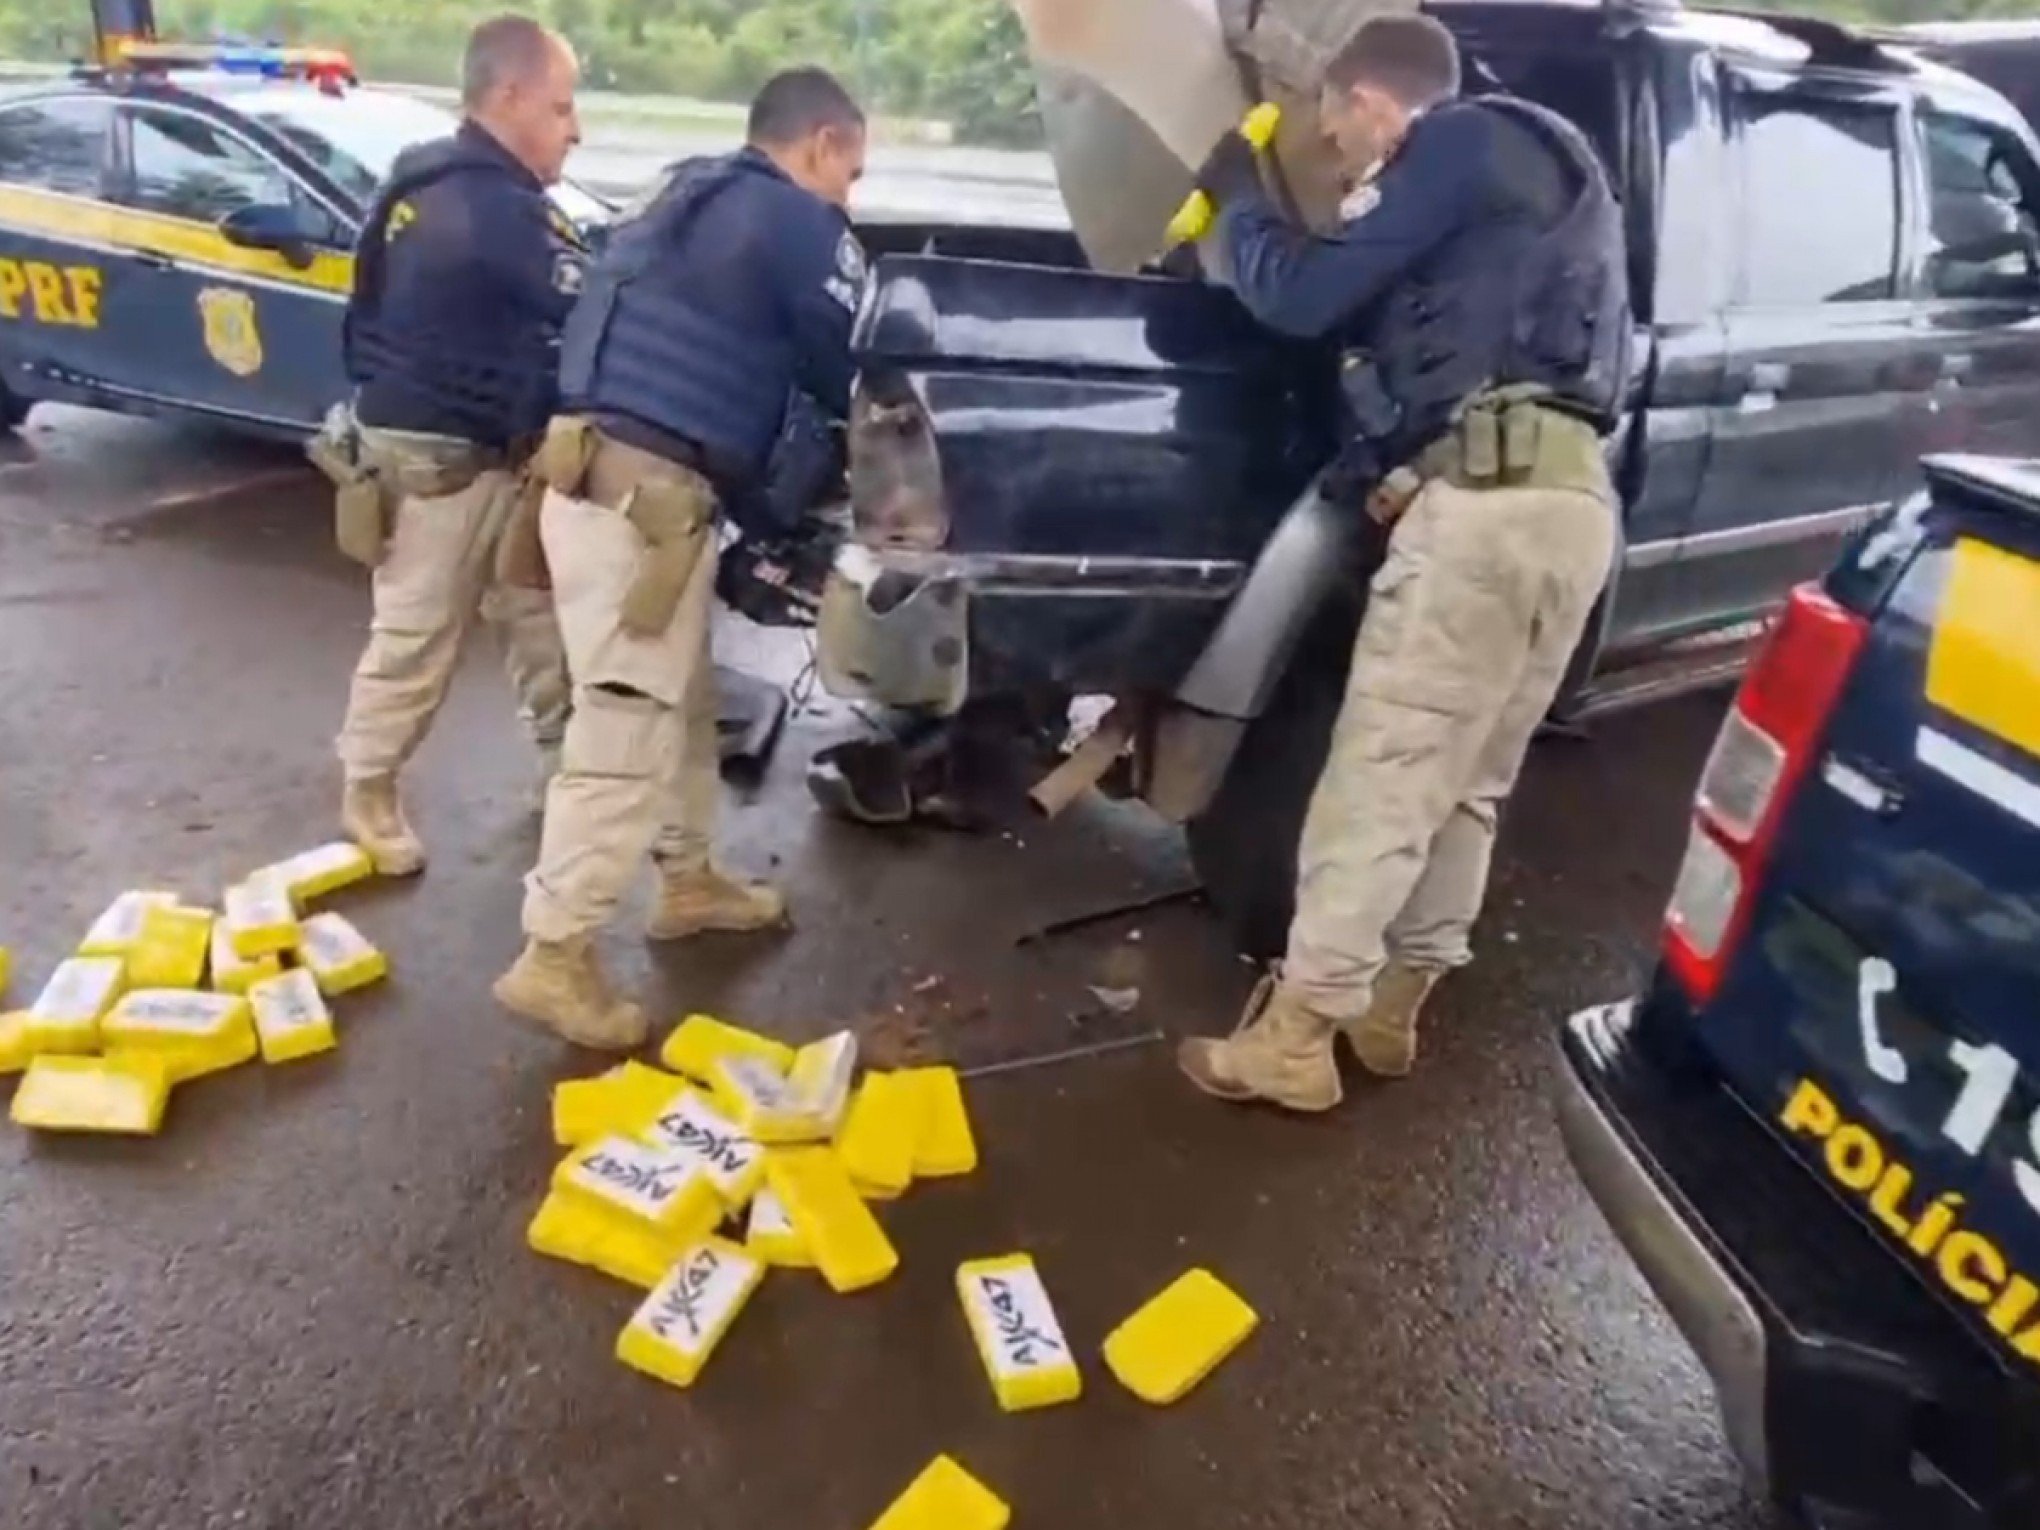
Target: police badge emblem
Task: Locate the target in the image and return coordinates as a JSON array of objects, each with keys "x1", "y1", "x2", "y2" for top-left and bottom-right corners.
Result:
[{"x1": 197, "y1": 286, "x2": 263, "y2": 377}]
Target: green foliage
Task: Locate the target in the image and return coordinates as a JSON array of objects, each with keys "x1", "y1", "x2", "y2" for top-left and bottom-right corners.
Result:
[{"x1": 0, "y1": 0, "x2": 1044, "y2": 144}]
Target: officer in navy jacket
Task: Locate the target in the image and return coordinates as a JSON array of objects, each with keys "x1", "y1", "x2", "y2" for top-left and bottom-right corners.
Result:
[
  {"x1": 496, "y1": 68, "x2": 869, "y2": 1050},
  {"x1": 1178, "y1": 16, "x2": 1632, "y2": 1114},
  {"x1": 332, "y1": 14, "x2": 587, "y2": 877}
]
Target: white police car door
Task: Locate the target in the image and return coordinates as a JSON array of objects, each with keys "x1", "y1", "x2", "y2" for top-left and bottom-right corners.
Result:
[{"x1": 101, "y1": 101, "x2": 350, "y2": 431}]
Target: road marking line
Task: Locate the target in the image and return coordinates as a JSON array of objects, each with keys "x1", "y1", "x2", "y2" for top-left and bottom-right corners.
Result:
[{"x1": 147, "y1": 467, "x2": 308, "y2": 510}]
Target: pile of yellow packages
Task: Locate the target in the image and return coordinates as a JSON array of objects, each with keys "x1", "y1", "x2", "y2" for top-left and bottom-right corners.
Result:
[
  {"x1": 0, "y1": 843, "x2": 389, "y2": 1134},
  {"x1": 534, "y1": 1012, "x2": 1263, "y2": 1529}
]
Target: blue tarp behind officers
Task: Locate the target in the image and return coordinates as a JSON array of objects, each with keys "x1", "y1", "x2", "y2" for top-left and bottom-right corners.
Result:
[
  {"x1": 319, "y1": 14, "x2": 587, "y2": 877},
  {"x1": 1177, "y1": 16, "x2": 1631, "y2": 1111},
  {"x1": 493, "y1": 68, "x2": 870, "y2": 1051}
]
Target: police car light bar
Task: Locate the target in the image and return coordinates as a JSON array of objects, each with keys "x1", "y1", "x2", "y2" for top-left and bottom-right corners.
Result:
[{"x1": 113, "y1": 40, "x2": 359, "y2": 85}]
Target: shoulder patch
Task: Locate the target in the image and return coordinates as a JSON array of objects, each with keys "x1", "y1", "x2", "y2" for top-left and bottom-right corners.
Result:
[
  {"x1": 552, "y1": 251, "x2": 586, "y2": 297},
  {"x1": 386, "y1": 200, "x2": 418, "y2": 241},
  {"x1": 1338, "y1": 183, "x2": 1382, "y2": 224},
  {"x1": 835, "y1": 231, "x2": 867, "y2": 283}
]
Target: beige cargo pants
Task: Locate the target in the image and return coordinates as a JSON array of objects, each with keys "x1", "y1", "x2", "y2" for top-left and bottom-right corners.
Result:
[
  {"x1": 520, "y1": 486, "x2": 721, "y2": 944},
  {"x1": 1281, "y1": 473, "x2": 1617, "y2": 1021},
  {"x1": 334, "y1": 465, "x2": 569, "y2": 780}
]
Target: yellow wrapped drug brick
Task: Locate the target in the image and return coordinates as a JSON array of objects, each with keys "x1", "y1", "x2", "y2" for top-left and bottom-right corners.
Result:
[
  {"x1": 126, "y1": 904, "x2": 213, "y2": 990},
  {"x1": 103, "y1": 990, "x2": 256, "y2": 1082},
  {"x1": 659, "y1": 1012, "x2": 795, "y2": 1083},
  {"x1": 903, "y1": 1065, "x2": 978, "y2": 1178},
  {"x1": 836, "y1": 1071, "x2": 923, "y2": 1198},
  {"x1": 957, "y1": 1254, "x2": 1083, "y2": 1412},
  {"x1": 0, "y1": 1011, "x2": 31, "y2": 1074},
  {"x1": 527, "y1": 1190, "x2": 700, "y2": 1290},
  {"x1": 767, "y1": 1145, "x2": 898, "y2": 1293},
  {"x1": 711, "y1": 1031, "x2": 856, "y2": 1144},
  {"x1": 866, "y1": 1455, "x2": 1011, "y2": 1530},
  {"x1": 23, "y1": 956, "x2": 126, "y2": 1055},
  {"x1": 269, "y1": 841, "x2": 375, "y2": 905},
  {"x1": 223, "y1": 877, "x2": 300, "y2": 961},
  {"x1": 552, "y1": 1061, "x2": 691, "y2": 1147},
  {"x1": 296, "y1": 913, "x2": 388, "y2": 996},
  {"x1": 554, "y1": 1134, "x2": 724, "y2": 1239},
  {"x1": 249, "y1": 968, "x2": 336, "y2": 1064},
  {"x1": 745, "y1": 1186, "x2": 814, "y2": 1269},
  {"x1": 79, "y1": 890, "x2": 178, "y2": 958},
  {"x1": 616, "y1": 1236, "x2": 765, "y2": 1390},
  {"x1": 208, "y1": 920, "x2": 280, "y2": 997},
  {"x1": 639, "y1": 1090, "x2": 767, "y2": 1209},
  {"x1": 1103, "y1": 1268, "x2": 1260, "y2": 1405},
  {"x1": 12, "y1": 1054, "x2": 172, "y2": 1135}
]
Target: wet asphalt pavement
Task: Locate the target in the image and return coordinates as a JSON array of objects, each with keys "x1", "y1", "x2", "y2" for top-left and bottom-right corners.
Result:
[{"x1": 0, "y1": 408, "x2": 1770, "y2": 1530}]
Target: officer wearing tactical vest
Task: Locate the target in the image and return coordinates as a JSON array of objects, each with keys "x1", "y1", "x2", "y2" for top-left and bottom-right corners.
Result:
[
  {"x1": 1177, "y1": 15, "x2": 1629, "y2": 1111},
  {"x1": 319, "y1": 14, "x2": 586, "y2": 877},
  {"x1": 492, "y1": 68, "x2": 869, "y2": 1050}
]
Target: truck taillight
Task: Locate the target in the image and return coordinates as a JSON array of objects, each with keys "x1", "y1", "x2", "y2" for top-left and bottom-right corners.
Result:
[{"x1": 1664, "y1": 584, "x2": 1868, "y2": 1003}]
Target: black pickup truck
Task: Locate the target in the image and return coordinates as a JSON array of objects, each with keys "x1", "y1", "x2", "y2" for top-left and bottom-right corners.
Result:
[{"x1": 804, "y1": 0, "x2": 2040, "y2": 957}]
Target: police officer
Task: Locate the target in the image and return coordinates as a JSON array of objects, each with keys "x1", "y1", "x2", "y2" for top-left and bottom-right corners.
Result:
[
  {"x1": 324, "y1": 14, "x2": 586, "y2": 875},
  {"x1": 1177, "y1": 16, "x2": 1629, "y2": 1111},
  {"x1": 492, "y1": 68, "x2": 869, "y2": 1049}
]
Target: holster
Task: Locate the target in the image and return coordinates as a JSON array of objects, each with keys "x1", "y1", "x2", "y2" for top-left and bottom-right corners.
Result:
[
  {"x1": 307, "y1": 410, "x2": 392, "y2": 568},
  {"x1": 496, "y1": 416, "x2": 597, "y2": 591},
  {"x1": 618, "y1": 473, "x2": 712, "y2": 636}
]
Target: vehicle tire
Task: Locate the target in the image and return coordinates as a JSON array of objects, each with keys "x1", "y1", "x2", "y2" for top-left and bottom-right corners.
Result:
[
  {"x1": 0, "y1": 381, "x2": 29, "y2": 432},
  {"x1": 1186, "y1": 595, "x2": 1359, "y2": 961}
]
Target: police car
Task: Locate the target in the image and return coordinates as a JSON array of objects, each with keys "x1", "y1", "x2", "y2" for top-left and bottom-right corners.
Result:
[
  {"x1": 1558, "y1": 458, "x2": 2040, "y2": 1522},
  {"x1": 0, "y1": 43, "x2": 609, "y2": 437}
]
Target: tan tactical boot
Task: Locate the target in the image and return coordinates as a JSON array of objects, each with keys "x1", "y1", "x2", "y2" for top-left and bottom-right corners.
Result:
[
  {"x1": 1177, "y1": 976, "x2": 1342, "y2": 1113},
  {"x1": 492, "y1": 936, "x2": 648, "y2": 1052},
  {"x1": 645, "y1": 867, "x2": 789, "y2": 941},
  {"x1": 1340, "y1": 963, "x2": 1444, "y2": 1079},
  {"x1": 341, "y1": 774, "x2": 425, "y2": 877}
]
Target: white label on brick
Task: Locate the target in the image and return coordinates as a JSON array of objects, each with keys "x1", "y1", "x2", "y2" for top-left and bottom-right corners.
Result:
[
  {"x1": 85, "y1": 892, "x2": 175, "y2": 951},
  {"x1": 566, "y1": 1137, "x2": 707, "y2": 1223},
  {"x1": 34, "y1": 958, "x2": 124, "y2": 1020},
  {"x1": 963, "y1": 1263, "x2": 1073, "y2": 1378},
  {"x1": 643, "y1": 1094, "x2": 763, "y2": 1200},
  {"x1": 252, "y1": 970, "x2": 329, "y2": 1037},
  {"x1": 630, "y1": 1241, "x2": 760, "y2": 1355},
  {"x1": 227, "y1": 880, "x2": 293, "y2": 933},
  {"x1": 212, "y1": 922, "x2": 254, "y2": 975},
  {"x1": 300, "y1": 913, "x2": 375, "y2": 968},
  {"x1": 284, "y1": 843, "x2": 367, "y2": 885},
  {"x1": 114, "y1": 991, "x2": 240, "y2": 1034},
  {"x1": 748, "y1": 1188, "x2": 795, "y2": 1240}
]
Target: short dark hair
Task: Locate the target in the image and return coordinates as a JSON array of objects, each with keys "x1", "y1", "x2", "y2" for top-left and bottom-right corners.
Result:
[
  {"x1": 1326, "y1": 15, "x2": 1461, "y2": 108},
  {"x1": 747, "y1": 67, "x2": 865, "y2": 147},
  {"x1": 462, "y1": 14, "x2": 559, "y2": 109}
]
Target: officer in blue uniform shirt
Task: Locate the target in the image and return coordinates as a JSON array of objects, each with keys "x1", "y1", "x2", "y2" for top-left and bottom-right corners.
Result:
[
  {"x1": 325, "y1": 14, "x2": 587, "y2": 877},
  {"x1": 494, "y1": 67, "x2": 869, "y2": 1050},
  {"x1": 1176, "y1": 16, "x2": 1633, "y2": 1113}
]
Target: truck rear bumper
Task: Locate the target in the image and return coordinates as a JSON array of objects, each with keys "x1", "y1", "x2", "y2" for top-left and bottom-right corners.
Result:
[
  {"x1": 1556, "y1": 993, "x2": 2040, "y2": 1527},
  {"x1": 1555, "y1": 1000, "x2": 1773, "y2": 1489}
]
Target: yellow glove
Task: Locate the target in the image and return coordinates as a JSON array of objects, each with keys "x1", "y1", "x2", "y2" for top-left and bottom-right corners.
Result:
[{"x1": 1165, "y1": 102, "x2": 1283, "y2": 249}]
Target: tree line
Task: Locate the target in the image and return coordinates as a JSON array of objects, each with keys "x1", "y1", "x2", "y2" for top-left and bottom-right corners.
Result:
[
  {"x1": 0, "y1": 0, "x2": 2032, "y2": 147},
  {"x1": 0, "y1": 0, "x2": 1041, "y2": 144}
]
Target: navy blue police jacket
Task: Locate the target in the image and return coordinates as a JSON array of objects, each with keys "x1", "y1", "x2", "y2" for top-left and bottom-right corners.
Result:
[
  {"x1": 557, "y1": 146, "x2": 862, "y2": 507},
  {"x1": 344, "y1": 120, "x2": 588, "y2": 448},
  {"x1": 1214, "y1": 97, "x2": 1629, "y2": 462}
]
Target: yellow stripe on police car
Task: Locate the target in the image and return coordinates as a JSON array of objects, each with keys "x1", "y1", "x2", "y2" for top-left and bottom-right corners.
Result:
[{"x1": 1927, "y1": 537, "x2": 2040, "y2": 763}]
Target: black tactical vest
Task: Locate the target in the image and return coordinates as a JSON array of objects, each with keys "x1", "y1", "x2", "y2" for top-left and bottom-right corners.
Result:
[
  {"x1": 1349, "y1": 96, "x2": 1631, "y2": 465},
  {"x1": 344, "y1": 138, "x2": 566, "y2": 445},
  {"x1": 557, "y1": 154, "x2": 798, "y2": 485}
]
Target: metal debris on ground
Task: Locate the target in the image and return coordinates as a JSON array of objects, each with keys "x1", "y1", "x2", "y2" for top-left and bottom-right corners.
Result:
[
  {"x1": 958, "y1": 1029, "x2": 1166, "y2": 1081},
  {"x1": 1013, "y1": 883, "x2": 1203, "y2": 947},
  {"x1": 2, "y1": 842, "x2": 389, "y2": 1134}
]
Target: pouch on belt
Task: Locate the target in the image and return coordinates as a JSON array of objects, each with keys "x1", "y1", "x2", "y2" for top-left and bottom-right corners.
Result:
[
  {"x1": 306, "y1": 408, "x2": 389, "y2": 568},
  {"x1": 499, "y1": 417, "x2": 594, "y2": 591},
  {"x1": 619, "y1": 473, "x2": 712, "y2": 636}
]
